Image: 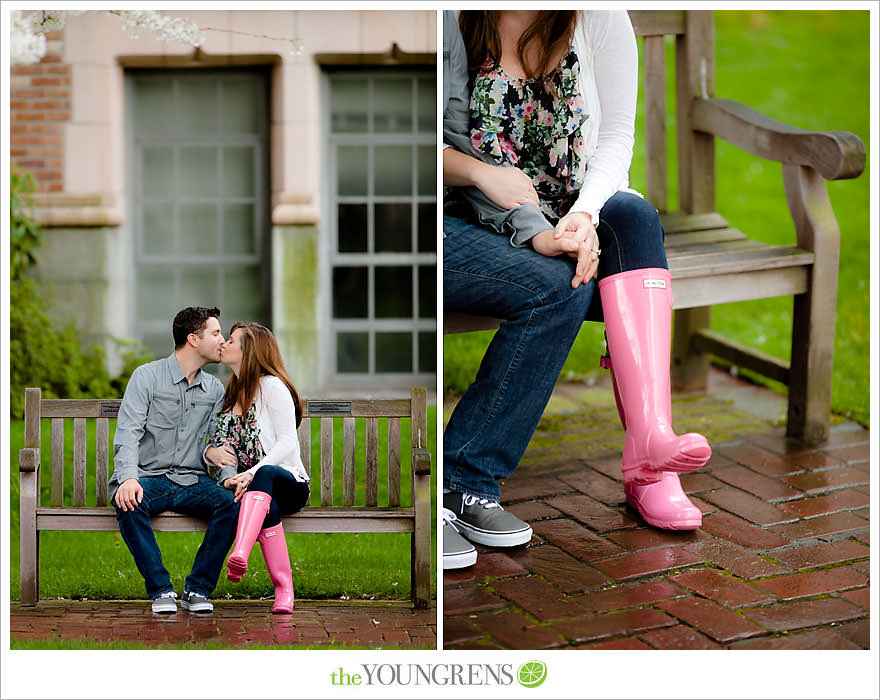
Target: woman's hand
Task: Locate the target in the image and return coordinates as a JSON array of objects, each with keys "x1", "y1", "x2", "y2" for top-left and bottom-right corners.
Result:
[
  {"x1": 224, "y1": 472, "x2": 254, "y2": 503},
  {"x1": 554, "y1": 212, "x2": 600, "y2": 288},
  {"x1": 206, "y1": 444, "x2": 237, "y2": 469}
]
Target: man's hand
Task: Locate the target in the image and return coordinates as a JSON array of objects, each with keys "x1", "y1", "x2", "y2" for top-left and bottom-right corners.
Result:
[
  {"x1": 114, "y1": 478, "x2": 143, "y2": 512},
  {"x1": 224, "y1": 472, "x2": 254, "y2": 503},
  {"x1": 472, "y1": 163, "x2": 540, "y2": 210},
  {"x1": 206, "y1": 444, "x2": 237, "y2": 469}
]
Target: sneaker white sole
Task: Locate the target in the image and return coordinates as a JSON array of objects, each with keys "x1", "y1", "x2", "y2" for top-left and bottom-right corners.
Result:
[
  {"x1": 443, "y1": 549, "x2": 478, "y2": 570},
  {"x1": 181, "y1": 601, "x2": 213, "y2": 613},
  {"x1": 455, "y1": 520, "x2": 532, "y2": 547},
  {"x1": 151, "y1": 604, "x2": 176, "y2": 614}
]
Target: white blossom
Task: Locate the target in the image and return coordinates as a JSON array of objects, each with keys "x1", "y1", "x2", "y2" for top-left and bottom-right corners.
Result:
[{"x1": 111, "y1": 10, "x2": 204, "y2": 47}]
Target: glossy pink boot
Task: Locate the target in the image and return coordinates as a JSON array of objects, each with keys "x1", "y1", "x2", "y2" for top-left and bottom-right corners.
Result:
[
  {"x1": 226, "y1": 491, "x2": 271, "y2": 582},
  {"x1": 603, "y1": 354, "x2": 703, "y2": 530},
  {"x1": 599, "y1": 268, "x2": 711, "y2": 485},
  {"x1": 258, "y1": 523, "x2": 294, "y2": 613},
  {"x1": 625, "y1": 472, "x2": 702, "y2": 530}
]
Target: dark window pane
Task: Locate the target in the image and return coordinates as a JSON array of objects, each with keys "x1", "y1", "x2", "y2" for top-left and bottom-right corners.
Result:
[
  {"x1": 376, "y1": 332, "x2": 412, "y2": 373},
  {"x1": 333, "y1": 266, "x2": 368, "y2": 318},
  {"x1": 375, "y1": 266, "x2": 412, "y2": 318},
  {"x1": 375, "y1": 203, "x2": 412, "y2": 252},
  {"x1": 338, "y1": 204, "x2": 367, "y2": 253},
  {"x1": 337, "y1": 332, "x2": 368, "y2": 373},
  {"x1": 418, "y1": 331, "x2": 436, "y2": 372},
  {"x1": 418, "y1": 144, "x2": 435, "y2": 196},
  {"x1": 418, "y1": 265, "x2": 435, "y2": 319},
  {"x1": 418, "y1": 202, "x2": 436, "y2": 253}
]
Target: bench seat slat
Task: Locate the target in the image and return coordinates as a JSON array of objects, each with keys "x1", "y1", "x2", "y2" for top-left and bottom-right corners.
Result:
[
  {"x1": 36, "y1": 507, "x2": 416, "y2": 533},
  {"x1": 663, "y1": 227, "x2": 749, "y2": 248},
  {"x1": 669, "y1": 245, "x2": 814, "y2": 278},
  {"x1": 659, "y1": 211, "x2": 729, "y2": 233}
]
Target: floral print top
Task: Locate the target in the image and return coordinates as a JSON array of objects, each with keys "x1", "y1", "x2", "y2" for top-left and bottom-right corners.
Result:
[
  {"x1": 470, "y1": 48, "x2": 589, "y2": 221},
  {"x1": 207, "y1": 406, "x2": 264, "y2": 479}
]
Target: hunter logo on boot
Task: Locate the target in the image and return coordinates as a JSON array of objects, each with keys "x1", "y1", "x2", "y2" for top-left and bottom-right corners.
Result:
[{"x1": 644, "y1": 279, "x2": 666, "y2": 288}]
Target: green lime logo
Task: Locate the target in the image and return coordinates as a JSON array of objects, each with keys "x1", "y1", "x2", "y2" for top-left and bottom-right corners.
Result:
[{"x1": 517, "y1": 660, "x2": 547, "y2": 688}]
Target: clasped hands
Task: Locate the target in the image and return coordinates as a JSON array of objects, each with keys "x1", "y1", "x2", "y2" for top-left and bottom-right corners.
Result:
[
  {"x1": 531, "y1": 211, "x2": 600, "y2": 289},
  {"x1": 206, "y1": 444, "x2": 253, "y2": 502}
]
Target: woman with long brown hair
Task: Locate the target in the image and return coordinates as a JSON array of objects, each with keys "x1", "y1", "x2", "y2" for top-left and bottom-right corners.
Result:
[
  {"x1": 442, "y1": 10, "x2": 710, "y2": 570},
  {"x1": 204, "y1": 322, "x2": 309, "y2": 613}
]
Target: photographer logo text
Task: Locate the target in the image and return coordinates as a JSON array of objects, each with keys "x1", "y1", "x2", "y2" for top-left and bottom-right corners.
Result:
[{"x1": 330, "y1": 661, "x2": 547, "y2": 688}]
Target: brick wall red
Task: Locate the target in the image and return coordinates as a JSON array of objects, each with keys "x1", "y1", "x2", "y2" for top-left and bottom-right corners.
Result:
[{"x1": 10, "y1": 31, "x2": 69, "y2": 193}]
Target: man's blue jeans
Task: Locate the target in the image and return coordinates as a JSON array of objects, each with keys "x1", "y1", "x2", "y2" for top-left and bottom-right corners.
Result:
[
  {"x1": 443, "y1": 191, "x2": 667, "y2": 501},
  {"x1": 114, "y1": 475, "x2": 240, "y2": 599}
]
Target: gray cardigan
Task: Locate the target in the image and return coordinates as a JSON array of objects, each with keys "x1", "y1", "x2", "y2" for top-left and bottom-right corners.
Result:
[{"x1": 442, "y1": 10, "x2": 554, "y2": 247}]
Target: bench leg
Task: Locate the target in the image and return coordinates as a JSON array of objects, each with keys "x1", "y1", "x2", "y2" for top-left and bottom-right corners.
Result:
[
  {"x1": 411, "y1": 471, "x2": 431, "y2": 610},
  {"x1": 783, "y1": 164, "x2": 839, "y2": 446},
  {"x1": 20, "y1": 470, "x2": 39, "y2": 606},
  {"x1": 671, "y1": 306, "x2": 711, "y2": 392}
]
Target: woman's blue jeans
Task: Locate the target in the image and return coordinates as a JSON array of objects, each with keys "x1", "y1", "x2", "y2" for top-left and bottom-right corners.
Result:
[
  {"x1": 247, "y1": 464, "x2": 310, "y2": 527},
  {"x1": 443, "y1": 191, "x2": 668, "y2": 501},
  {"x1": 114, "y1": 475, "x2": 240, "y2": 599}
]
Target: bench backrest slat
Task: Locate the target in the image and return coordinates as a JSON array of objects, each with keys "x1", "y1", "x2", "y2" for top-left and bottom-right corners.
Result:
[
  {"x1": 50, "y1": 418, "x2": 64, "y2": 507},
  {"x1": 365, "y1": 417, "x2": 379, "y2": 507},
  {"x1": 388, "y1": 417, "x2": 401, "y2": 507},
  {"x1": 642, "y1": 33, "x2": 668, "y2": 212},
  {"x1": 96, "y1": 418, "x2": 110, "y2": 505},
  {"x1": 342, "y1": 417, "x2": 356, "y2": 506},
  {"x1": 320, "y1": 417, "x2": 333, "y2": 506},
  {"x1": 298, "y1": 420, "x2": 311, "y2": 480},
  {"x1": 73, "y1": 418, "x2": 87, "y2": 506}
]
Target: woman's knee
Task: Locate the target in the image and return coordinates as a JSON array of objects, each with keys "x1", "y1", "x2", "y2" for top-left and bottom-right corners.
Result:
[
  {"x1": 600, "y1": 193, "x2": 663, "y2": 241},
  {"x1": 248, "y1": 465, "x2": 285, "y2": 494}
]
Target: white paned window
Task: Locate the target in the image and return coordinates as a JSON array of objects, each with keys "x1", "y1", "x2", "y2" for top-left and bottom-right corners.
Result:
[
  {"x1": 128, "y1": 69, "x2": 270, "y2": 358},
  {"x1": 325, "y1": 70, "x2": 436, "y2": 386}
]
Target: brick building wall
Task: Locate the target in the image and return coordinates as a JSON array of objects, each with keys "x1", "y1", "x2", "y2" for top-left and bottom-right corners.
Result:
[{"x1": 10, "y1": 30, "x2": 70, "y2": 193}]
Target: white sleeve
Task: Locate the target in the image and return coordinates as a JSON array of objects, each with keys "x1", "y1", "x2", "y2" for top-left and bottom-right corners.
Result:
[
  {"x1": 568, "y1": 10, "x2": 638, "y2": 222},
  {"x1": 250, "y1": 377, "x2": 301, "y2": 473}
]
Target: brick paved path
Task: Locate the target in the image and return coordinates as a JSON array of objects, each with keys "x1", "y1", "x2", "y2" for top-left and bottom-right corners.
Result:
[
  {"x1": 443, "y1": 371, "x2": 870, "y2": 650},
  {"x1": 10, "y1": 600, "x2": 436, "y2": 649}
]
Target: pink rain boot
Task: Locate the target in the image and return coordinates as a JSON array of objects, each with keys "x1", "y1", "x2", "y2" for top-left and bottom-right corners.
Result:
[
  {"x1": 599, "y1": 268, "x2": 711, "y2": 485},
  {"x1": 257, "y1": 523, "x2": 294, "y2": 613},
  {"x1": 226, "y1": 491, "x2": 272, "y2": 582},
  {"x1": 603, "y1": 353, "x2": 702, "y2": 530},
  {"x1": 625, "y1": 472, "x2": 702, "y2": 530}
]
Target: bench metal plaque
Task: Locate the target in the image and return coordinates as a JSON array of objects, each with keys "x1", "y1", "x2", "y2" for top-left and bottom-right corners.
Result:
[
  {"x1": 101, "y1": 401, "x2": 121, "y2": 417},
  {"x1": 307, "y1": 401, "x2": 352, "y2": 416}
]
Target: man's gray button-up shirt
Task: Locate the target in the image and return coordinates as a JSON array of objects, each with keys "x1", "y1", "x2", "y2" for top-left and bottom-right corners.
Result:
[{"x1": 109, "y1": 353, "x2": 226, "y2": 499}]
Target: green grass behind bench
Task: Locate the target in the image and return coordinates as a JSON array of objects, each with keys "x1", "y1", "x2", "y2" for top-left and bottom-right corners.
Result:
[
  {"x1": 444, "y1": 10, "x2": 870, "y2": 428},
  {"x1": 8, "y1": 406, "x2": 437, "y2": 602}
]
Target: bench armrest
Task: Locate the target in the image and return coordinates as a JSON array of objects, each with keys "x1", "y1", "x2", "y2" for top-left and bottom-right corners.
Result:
[
  {"x1": 692, "y1": 97, "x2": 866, "y2": 180},
  {"x1": 412, "y1": 447, "x2": 432, "y2": 476},
  {"x1": 20, "y1": 448, "x2": 40, "y2": 472}
]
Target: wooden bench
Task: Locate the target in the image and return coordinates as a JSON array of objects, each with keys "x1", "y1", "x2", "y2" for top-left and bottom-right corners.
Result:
[
  {"x1": 18, "y1": 386, "x2": 432, "y2": 609},
  {"x1": 445, "y1": 10, "x2": 866, "y2": 446}
]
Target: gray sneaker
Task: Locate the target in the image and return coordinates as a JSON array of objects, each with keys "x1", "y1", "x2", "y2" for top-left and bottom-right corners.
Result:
[
  {"x1": 443, "y1": 508, "x2": 477, "y2": 570},
  {"x1": 151, "y1": 590, "x2": 178, "y2": 614},
  {"x1": 180, "y1": 590, "x2": 213, "y2": 613},
  {"x1": 444, "y1": 492, "x2": 532, "y2": 547}
]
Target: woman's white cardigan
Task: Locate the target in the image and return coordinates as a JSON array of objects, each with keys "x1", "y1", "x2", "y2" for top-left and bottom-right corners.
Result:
[{"x1": 247, "y1": 375, "x2": 309, "y2": 483}]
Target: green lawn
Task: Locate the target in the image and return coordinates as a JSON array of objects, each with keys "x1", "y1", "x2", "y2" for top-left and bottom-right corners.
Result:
[
  {"x1": 8, "y1": 407, "x2": 437, "y2": 602},
  {"x1": 445, "y1": 10, "x2": 871, "y2": 428}
]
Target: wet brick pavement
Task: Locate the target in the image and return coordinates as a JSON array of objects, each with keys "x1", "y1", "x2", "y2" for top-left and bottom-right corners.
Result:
[
  {"x1": 10, "y1": 599, "x2": 436, "y2": 649},
  {"x1": 443, "y1": 369, "x2": 871, "y2": 650}
]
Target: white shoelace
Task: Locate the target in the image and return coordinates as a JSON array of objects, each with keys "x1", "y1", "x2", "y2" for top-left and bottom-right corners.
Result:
[
  {"x1": 462, "y1": 494, "x2": 502, "y2": 510},
  {"x1": 443, "y1": 507, "x2": 462, "y2": 532}
]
